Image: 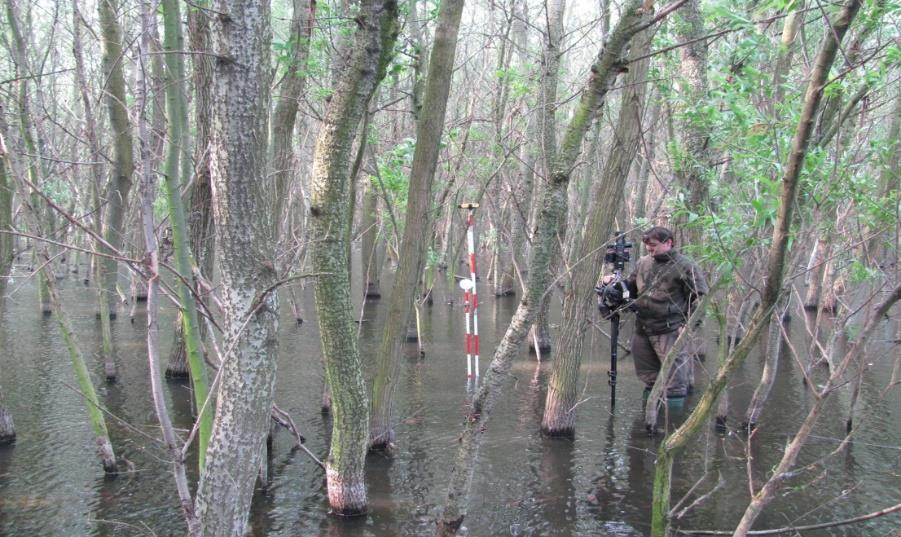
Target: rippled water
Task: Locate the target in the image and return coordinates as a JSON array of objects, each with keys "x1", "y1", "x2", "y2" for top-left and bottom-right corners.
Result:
[{"x1": 0, "y1": 263, "x2": 898, "y2": 536}]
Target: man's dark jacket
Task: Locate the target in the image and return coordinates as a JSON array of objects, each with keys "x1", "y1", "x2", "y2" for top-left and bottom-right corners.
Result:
[{"x1": 625, "y1": 250, "x2": 708, "y2": 336}]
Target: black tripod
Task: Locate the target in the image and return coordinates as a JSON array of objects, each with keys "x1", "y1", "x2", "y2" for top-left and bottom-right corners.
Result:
[{"x1": 596, "y1": 232, "x2": 633, "y2": 409}]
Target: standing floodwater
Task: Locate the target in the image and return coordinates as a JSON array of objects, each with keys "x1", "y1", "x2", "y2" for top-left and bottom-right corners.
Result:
[{"x1": 0, "y1": 270, "x2": 898, "y2": 536}]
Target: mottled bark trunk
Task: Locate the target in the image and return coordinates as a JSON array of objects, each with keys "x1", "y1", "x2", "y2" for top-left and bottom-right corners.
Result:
[
  {"x1": 5, "y1": 0, "x2": 50, "y2": 317},
  {"x1": 193, "y1": 2, "x2": 279, "y2": 535},
  {"x1": 369, "y1": 0, "x2": 464, "y2": 450},
  {"x1": 308, "y1": 0, "x2": 399, "y2": 514},
  {"x1": 650, "y1": 2, "x2": 863, "y2": 534},
  {"x1": 542, "y1": 24, "x2": 653, "y2": 435},
  {"x1": 436, "y1": 3, "x2": 653, "y2": 532}
]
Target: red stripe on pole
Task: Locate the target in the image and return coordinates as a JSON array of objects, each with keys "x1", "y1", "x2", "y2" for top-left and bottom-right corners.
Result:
[
  {"x1": 465, "y1": 333, "x2": 472, "y2": 354},
  {"x1": 473, "y1": 334, "x2": 480, "y2": 355},
  {"x1": 472, "y1": 294, "x2": 478, "y2": 310}
]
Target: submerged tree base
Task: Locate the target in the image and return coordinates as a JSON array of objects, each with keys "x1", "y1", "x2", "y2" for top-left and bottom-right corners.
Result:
[{"x1": 0, "y1": 408, "x2": 15, "y2": 445}]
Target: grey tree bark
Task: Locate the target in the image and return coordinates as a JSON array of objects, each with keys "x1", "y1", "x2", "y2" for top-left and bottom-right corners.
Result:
[
  {"x1": 308, "y1": 0, "x2": 399, "y2": 514},
  {"x1": 193, "y1": 1, "x2": 280, "y2": 535},
  {"x1": 369, "y1": 0, "x2": 465, "y2": 450}
]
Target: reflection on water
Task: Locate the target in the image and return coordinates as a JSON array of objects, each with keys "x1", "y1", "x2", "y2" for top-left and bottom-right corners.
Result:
[{"x1": 0, "y1": 269, "x2": 899, "y2": 536}]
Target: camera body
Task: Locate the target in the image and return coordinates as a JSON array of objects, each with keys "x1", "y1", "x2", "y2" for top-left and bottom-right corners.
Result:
[
  {"x1": 596, "y1": 232, "x2": 634, "y2": 316},
  {"x1": 604, "y1": 234, "x2": 633, "y2": 270}
]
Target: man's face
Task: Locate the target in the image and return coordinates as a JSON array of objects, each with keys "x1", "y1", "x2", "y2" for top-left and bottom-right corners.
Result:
[{"x1": 644, "y1": 238, "x2": 673, "y2": 256}]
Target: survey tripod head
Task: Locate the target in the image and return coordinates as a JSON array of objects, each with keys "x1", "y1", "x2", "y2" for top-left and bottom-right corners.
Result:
[
  {"x1": 595, "y1": 232, "x2": 634, "y2": 318},
  {"x1": 594, "y1": 232, "x2": 633, "y2": 409}
]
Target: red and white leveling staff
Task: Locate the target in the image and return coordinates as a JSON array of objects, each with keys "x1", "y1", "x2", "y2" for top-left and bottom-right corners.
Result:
[{"x1": 459, "y1": 203, "x2": 480, "y2": 378}]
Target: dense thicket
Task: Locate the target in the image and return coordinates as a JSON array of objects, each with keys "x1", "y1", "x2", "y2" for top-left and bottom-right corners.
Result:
[{"x1": 0, "y1": 0, "x2": 898, "y2": 535}]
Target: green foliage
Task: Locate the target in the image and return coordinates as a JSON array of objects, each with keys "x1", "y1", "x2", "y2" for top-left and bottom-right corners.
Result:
[
  {"x1": 374, "y1": 138, "x2": 416, "y2": 222},
  {"x1": 495, "y1": 66, "x2": 533, "y2": 99},
  {"x1": 42, "y1": 179, "x2": 72, "y2": 207},
  {"x1": 848, "y1": 259, "x2": 881, "y2": 284}
]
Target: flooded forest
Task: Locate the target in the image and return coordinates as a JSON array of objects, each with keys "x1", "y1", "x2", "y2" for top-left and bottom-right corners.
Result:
[{"x1": 0, "y1": 0, "x2": 899, "y2": 535}]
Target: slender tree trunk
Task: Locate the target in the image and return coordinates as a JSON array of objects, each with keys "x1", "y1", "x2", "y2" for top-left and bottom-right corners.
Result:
[
  {"x1": 0, "y1": 131, "x2": 15, "y2": 446},
  {"x1": 530, "y1": 0, "x2": 566, "y2": 355},
  {"x1": 135, "y1": 6, "x2": 199, "y2": 529},
  {"x1": 72, "y1": 0, "x2": 106, "y2": 293},
  {"x1": 168, "y1": 0, "x2": 217, "y2": 377},
  {"x1": 436, "y1": 4, "x2": 655, "y2": 532},
  {"x1": 369, "y1": 0, "x2": 464, "y2": 450},
  {"x1": 0, "y1": 127, "x2": 12, "y2": 310},
  {"x1": 505, "y1": 0, "x2": 533, "y2": 291},
  {"x1": 308, "y1": 0, "x2": 399, "y2": 514},
  {"x1": 542, "y1": 24, "x2": 653, "y2": 435},
  {"x1": 361, "y1": 181, "x2": 382, "y2": 298},
  {"x1": 96, "y1": 0, "x2": 136, "y2": 381},
  {"x1": 650, "y1": 2, "x2": 863, "y2": 534},
  {"x1": 673, "y1": 0, "x2": 711, "y2": 245},
  {"x1": 5, "y1": 0, "x2": 50, "y2": 317},
  {"x1": 744, "y1": 297, "x2": 788, "y2": 428},
  {"x1": 160, "y1": 0, "x2": 211, "y2": 471},
  {"x1": 193, "y1": 1, "x2": 279, "y2": 535},
  {"x1": 271, "y1": 0, "x2": 314, "y2": 249}
]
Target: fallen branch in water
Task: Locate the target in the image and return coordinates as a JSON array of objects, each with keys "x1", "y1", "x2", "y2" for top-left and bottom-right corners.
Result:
[{"x1": 675, "y1": 501, "x2": 901, "y2": 535}]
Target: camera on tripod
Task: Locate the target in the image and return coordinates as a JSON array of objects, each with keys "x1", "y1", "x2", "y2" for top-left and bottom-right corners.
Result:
[{"x1": 595, "y1": 232, "x2": 633, "y2": 317}]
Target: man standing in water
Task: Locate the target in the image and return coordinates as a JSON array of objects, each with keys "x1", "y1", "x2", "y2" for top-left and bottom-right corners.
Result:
[{"x1": 602, "y1": 226, "x2": 708, "y2": 407}]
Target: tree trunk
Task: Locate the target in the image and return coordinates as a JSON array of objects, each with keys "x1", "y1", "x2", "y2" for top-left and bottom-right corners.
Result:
[
  {"x1": 361, "y1": 181, "x2": 382, "y2": 298},
  {"x1": 0, "y1": 126, "x2": 12, "y2": 311},
  {"x1": 168, "y1": 0, "x2": 217, "y2": 377},
  {"x1": 308, "y1": 0, "x2": 399, "y2": 514},
  {"x1": 436, "y1": 3, "x2": 654, "y2": 532},
  {"x1": 271, "y1": 0, "x2": 314, "y2": 248},
  {"x1": 650, "y1": 2, "x2": 863, "y2": 534},
  {"x1": 72, "y1": 0, "x2": 106, "y2": 294},
  {"x1": 193, "y1": 2, "x2": 280, "y2": 535},
  {"x1": 96, "y1": 0, "x2": 136, "y2": 381},
  {"x1": 529, "y1": 0, "x2": 566, "y2": 355},
  {"x1": 673, "y1": 0, "x2": 711, "y2": 245},
  {"x1": 541, "y1": 24, "x2": 653, "y2": 435},
  {"x1": 135, "y1": 6, "x2": 199, "y2": 529},
  {"x1": 0, "y1": 131, "x2": 15, "y2": 446},
  {"x1": 369, "y1": 0, "x2": 464, "y2": 451},
  {"x1": 160, "y1": 0, "x2": 211, "y2": 471},
  {"x1": 505, "y1": 0, "x2": 534, "y2": 291}
]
